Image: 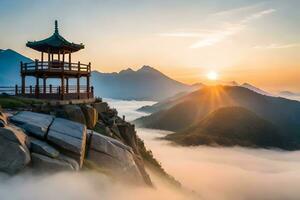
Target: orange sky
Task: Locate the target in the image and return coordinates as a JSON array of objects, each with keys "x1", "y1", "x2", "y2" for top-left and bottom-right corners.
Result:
[{"x1": 1, "y1": 0, "x2": 299, "y2": 92}]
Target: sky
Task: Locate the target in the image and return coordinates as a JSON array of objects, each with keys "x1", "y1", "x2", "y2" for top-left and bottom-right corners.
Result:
[{"x1": 0, "y1": 0, "x2": 299, "y2": 92}]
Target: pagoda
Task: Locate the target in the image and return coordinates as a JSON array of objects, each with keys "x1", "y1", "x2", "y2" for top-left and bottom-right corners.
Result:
[{"x1": 20, "y1": 20, "x2": 93, "y2": 101}]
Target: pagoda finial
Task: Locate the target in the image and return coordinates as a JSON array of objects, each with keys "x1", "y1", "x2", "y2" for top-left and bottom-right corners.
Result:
[{"x1": 54, "y1": 20, "x2": 59, "y2": 34}]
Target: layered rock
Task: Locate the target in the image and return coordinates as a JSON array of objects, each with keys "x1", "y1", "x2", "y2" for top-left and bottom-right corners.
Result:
[
  {"x1": 0, "y1": 102, "x2": 154, "y2": 186},
  {"x1": 81, "y1": 105, "x2": 98, "y2": 129},
  {"x1": 0, "y1": 125, "x2": 30, "y2": 174},
  {"x1": 10, "y1": 111, "x2": 54, "y2": 139},
  {"x1": 86, "y1": 130, "x2": 144, "y2": 184},
  {"x1": 63, "y1": 105, "x2": 86, "y2": 125},
  {"x1": 31, "y1": 153, "x2": 78, "y2": 172},
  {"x1": 30, "y1": 138, "x2": 60, "y2": 158},
  {"x1": 47, "y1": 118, "x2": 87, "y2": 168},
  {"x1": 0, "y1": 110, "x2": 7, "y2": 127},
  {"x1": 93, "y1": 102, "x2": 108, "y2": 114},
  {"x1": 117, "y1": 123, "x2": 139, "y2": 154}
]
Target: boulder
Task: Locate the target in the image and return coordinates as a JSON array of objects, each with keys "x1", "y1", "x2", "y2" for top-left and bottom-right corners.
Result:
[
  {"x1": 117, "y1": 123, "x2": 139, "y2": 154},
  {"x1": 0, "y1": 126, "x2": 31, "y2": 174},
  {"x1": 81, "y1": 105, "x2": 98, "y2": 129},
  {"x1": 86, "y1": 131, "x2": 144, "y2": 184},
  {"x1": 63, "y1": 105, "x2": 86, "y2": 125},
  {"x1": 30, "y1": 138, "x2": 60, "y2": 158},
  {"x1": 93, "y1": 102, "x2": 108, "y2": 114},
  {"x1": 10, "y1": 111, "x2": 54, "y2": 139},
  {"x1": 94, "y1": 121, "x2": 113, "y2": 137},
  {"x1": 0, "y1": 120, "x2": 5, "y2": 127},
  {"x1": 0, "y1": 111, "x2": 7, "y2": 127},
  {"x1": 59, "y1": 154, "x2": 80, "y2": 171},
  {"x1": 110, "y1": 124, "x2": 123, "y2": 140},
  {"x1": 47, "y1": 118, "x2": 87, "y2": 168},
  {"x1": 31, "y1": 153, "x2": 76, "y2": 172}
]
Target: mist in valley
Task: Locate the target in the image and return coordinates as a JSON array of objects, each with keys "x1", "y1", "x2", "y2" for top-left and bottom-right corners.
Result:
[{"x1": 1, "y1": 99, "x2": 300, "y2": 200}]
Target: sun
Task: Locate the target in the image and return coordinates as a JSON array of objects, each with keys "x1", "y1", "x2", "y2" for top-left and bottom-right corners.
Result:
[{"x1": 206, "y1": 71, "x2": 218, "y2": 81}]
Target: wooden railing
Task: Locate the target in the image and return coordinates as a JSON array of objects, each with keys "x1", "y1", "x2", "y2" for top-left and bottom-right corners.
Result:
[
  {"x1": 0, "y1": 86, "x2": 17, "y2": 95},
  {"x1": 21, "y1": 60, "x2": 91, "y2": 73},
  {"x1": 0, "y1": 85, "x2": 94, "y2": 100}
]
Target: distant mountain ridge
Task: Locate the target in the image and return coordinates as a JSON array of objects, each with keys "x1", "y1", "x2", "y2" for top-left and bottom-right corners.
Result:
[
  {"x1": 92, "y1": 66, "x2": 202, "y2": 101},
  {"x1": 0, "y1": 49, "x2": 201, "y2": 101},
  {"x1": 0, "y1": 49, "x2": 32, "y2": 85},
  {"x1": 279, "y1": 91, "x2": 300, "y2": 101}
]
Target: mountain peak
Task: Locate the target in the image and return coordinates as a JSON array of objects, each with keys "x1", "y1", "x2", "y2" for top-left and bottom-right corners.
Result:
[
  {"x1": 119, "y1": 68, "x2": 134, "y2": 74},
  {"x1": 227, "y1": 81, "x2": 239, "y2": 86},
  {"x1": 241, "y1": 83, "x2": 274, "y2": 97},
  {"x1": 138, "y1": 65, "x2": 159, "y2": 73}
]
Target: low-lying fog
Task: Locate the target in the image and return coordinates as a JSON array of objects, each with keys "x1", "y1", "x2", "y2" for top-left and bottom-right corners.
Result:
[{"x1": 1, "y1": 99, "x2": 300, "y2": 200}]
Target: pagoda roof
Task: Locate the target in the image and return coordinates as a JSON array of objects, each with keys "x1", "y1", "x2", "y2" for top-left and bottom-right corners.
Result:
[{"x1": 26, "y1": 20, "x2": 84, "y2": 53}]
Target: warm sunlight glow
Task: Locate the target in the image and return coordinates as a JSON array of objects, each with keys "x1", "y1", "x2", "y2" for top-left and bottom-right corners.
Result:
[{"x1": 206, "y1": 71, "x2": 218, "y2": 80}]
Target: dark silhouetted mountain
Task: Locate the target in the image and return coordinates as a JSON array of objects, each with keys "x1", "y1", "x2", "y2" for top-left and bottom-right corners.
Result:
[
  {"x1": 0, "y1": 49, "x2": 32, "y2": 85},
  {"x1": 165, "y1": 107, "x2": 290, "y2": 149},
  {"x1": 92, "y1": 65, "x2": 201, "y2": 101},
  {"x1": 135, "y1": 86, "x2": 300, "y2": 148}
]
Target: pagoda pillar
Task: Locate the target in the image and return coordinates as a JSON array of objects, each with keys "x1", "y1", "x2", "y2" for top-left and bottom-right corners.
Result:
[
  {"x1": 43, "y1": 77, "x2": 46, "y2": 94},
  {"x1": 48, "y1": 50, "x2": 50, "y2": 68},
  {"x1": 41, "y1": 52, "x2": 44, "y2": 68},
  {"x1": 62, "y1": 52, "x2": 65, "y2": 70},
  {"x1": 77, "y1": 76, "x2": 80, "y2": 99},
  {"x1": 87, "y1": 76, "x2": 90, "y2": 98},
  {"x1": 61, "y1": 76, "x2": 65, "y2": 100},
  {"x1": 69, "y1": 53, "x2": 71, "y2": 70},
  {"x1": 66, "y1": 77, "x2": 69, "y2": 93},
  {"x1": 35, "y1": 77, "x2": 39, "y2": 98},
  {"x1": 21, "y1": 75, "x2": 25, "y2": 95}
]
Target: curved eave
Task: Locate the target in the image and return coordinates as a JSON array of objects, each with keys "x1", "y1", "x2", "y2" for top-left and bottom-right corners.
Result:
[
  {"x1": 26, "y1": 42, "x2": 84, "y2": 53},
  {"x1": 26, "y1": 34, "x2": 84, "y2": 53}
]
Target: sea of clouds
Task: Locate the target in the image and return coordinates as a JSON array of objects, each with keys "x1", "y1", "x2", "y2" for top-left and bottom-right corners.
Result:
[{"x1": 1, "y1": 99, "x2": 300, "y2": 200}]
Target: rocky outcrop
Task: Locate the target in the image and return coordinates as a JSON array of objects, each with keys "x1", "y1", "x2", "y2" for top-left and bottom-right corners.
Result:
[
  {"x1": 31, "y1": 153, "x2": 77, "y2": 172},
  {"x1": 81, "y1": 105, "x2": 98, "y2": 129},
  {"x1": 117, "y1": 123, "x2": 139, "y2": 154},
  {"x1": 93, "y1": 102, "x2": 108, "y2": 114},
  {"x1": 47, "y1": 118, "x2": 87, "y2": 168},
  {"x1": 86, "y1": 131, "x2": 144, "y2": 184},
  {"x1": 0, "y1": 101, "x2": 154, "y2": 186},
  {"x1": 10, "y1": 111, "x2": 54, "y2": 139},
  {"x1": 0, "y1": 110, "x2": 7, "y2": 127},
  {"x1": 0, "y1": 125, "x2": 30, "y2": 174},
  {"x1": 63, "y1": 105, "x2": 86, "y2": 125},
  {"x1": 30, "y1": 138, "x2": 60, "y2": 158}
]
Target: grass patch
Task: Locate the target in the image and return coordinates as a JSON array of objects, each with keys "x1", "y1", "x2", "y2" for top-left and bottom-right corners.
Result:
[{"x1": 0, "y1": 95, "x2": 44, "y2": 109}]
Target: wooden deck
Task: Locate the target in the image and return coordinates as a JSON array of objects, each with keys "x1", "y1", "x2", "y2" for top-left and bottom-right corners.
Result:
[
  {"x1": 21, "y1": 61, "x2": 91, "y2": 77},
  {"x1": 0, "y1": 85, "x2": 94, "y2": 100}
]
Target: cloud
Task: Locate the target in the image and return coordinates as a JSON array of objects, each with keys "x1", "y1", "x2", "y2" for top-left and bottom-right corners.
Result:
[
  {"x1": 159, "y1": 8, "x2": 276, "y2": 48},
  {"x1": 241, "y1": 8, "x2": 276, "y2": 23},
  {"x1": 189, "y1": 23, "x2": 244, "y2": 48},
  {"x1": 0, "y1": 171, "x2": 193, "y2": 200},
  {"x1": 211, "y1": 2, "x2": 266, "y2": 16},
  {"x1": 137, "y1": 127, "x2": 300, "y2": 200},
  {"x1": 157, "y1": 32, "x2": 205, "y2": 37},
  {"x1": 253, "y1": 43, "x2": 300, "y2": 49}
]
